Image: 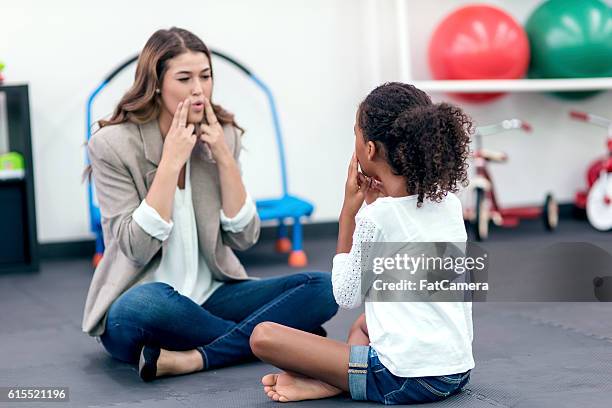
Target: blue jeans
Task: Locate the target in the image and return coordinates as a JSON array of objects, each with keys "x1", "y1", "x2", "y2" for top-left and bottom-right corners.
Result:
[
  {"x1": 100, "y1": 272, "x2": 338, "y2": 369},
  {"x1": 349, "y1": 346, "x2": 471, "y2": 405}
]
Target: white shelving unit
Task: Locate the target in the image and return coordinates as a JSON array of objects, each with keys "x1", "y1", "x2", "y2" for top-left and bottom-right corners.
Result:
[{"x1": 390, "y1": 0, "x2": 612, "y2": 95}]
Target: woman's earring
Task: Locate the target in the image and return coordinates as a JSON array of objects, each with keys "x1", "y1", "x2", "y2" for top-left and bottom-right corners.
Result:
[{"x1": 155, "y1": 88, "x2": 161, "y2": 94}]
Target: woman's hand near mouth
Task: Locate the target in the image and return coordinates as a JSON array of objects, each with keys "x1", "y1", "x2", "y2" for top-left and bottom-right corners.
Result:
[
  {"x1": 161, "y1": 99, "x2": 197, "y2": 171},
  {"x1": 198, "y1": 96, "x2": 248, "y2": 219},
  {"x1": 199, "y1": 96, "x2": 232, "y2": 164}
]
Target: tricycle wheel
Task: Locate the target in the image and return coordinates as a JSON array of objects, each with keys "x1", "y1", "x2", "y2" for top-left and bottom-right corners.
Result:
[
  {"x1": 475, "y1": 187, "x2": 489, "y2": 241},
  {"x1": 543, "y1": 194, "x2": 558, "y2": 231},
  {"x1": 586, "y1": 176, "x2": 612, "y2": 231}
]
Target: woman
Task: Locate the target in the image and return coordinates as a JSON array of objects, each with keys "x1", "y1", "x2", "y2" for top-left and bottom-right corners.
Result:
[{"x1": 82, "y1": 27, "x2": 338, "y2": 382}]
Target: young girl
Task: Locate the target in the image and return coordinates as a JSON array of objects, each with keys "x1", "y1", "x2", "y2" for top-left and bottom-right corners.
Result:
[{"x1": 249, "y1": 82, "x2": 474, "y2": 405}]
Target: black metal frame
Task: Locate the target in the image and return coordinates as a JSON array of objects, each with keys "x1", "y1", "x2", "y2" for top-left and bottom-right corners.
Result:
[{"x1": 0, "y1": 84, "x2": 39, "y2": 273}]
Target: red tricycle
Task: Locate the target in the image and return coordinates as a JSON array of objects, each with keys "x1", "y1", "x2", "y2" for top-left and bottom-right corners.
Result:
[
  {"x1": 569, "y1": 110, "x2": 612, "y2": 231},
  {"x1": 464, "y1": 119, "x2": 558, "y2": 240}
]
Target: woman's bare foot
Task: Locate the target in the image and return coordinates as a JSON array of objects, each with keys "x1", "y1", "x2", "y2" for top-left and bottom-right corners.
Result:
[
  {"x1": 261, "y1": 371, "x2": 342, "y2": 402},
  {"x1": 154, "y1": 348, "x2": 204, "y2": 377}
]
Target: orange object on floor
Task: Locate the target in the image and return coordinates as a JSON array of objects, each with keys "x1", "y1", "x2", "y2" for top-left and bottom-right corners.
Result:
[
  {"x1": 275, "y1": 238, "x2": 292, "y2": 253},
  {"x1": 288, "y1": 250, "x2": 308, "y2": 268},
  {"x1": 92, "y1": 253, "x2": 103, "y2": 268}
]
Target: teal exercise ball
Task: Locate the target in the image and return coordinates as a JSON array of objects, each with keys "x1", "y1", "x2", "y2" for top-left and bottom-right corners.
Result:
[{"x1": 526, "y1": 0, "x2": 612, "y2": 99}]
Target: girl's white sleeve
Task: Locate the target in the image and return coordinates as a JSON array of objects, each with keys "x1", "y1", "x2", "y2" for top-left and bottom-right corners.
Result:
[{"x1": 331, "y1": 216, "x2": 381, "y2": 309}]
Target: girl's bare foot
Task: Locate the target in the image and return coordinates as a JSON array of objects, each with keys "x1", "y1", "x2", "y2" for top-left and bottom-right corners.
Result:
[{"x1": 261, "y1": 371, "x2": 343, "y2": 402}]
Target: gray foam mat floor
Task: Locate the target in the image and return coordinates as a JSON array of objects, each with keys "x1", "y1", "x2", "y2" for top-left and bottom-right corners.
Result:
[{"x1": 1, "y1": 219, "x2": 612, "y2": 407}]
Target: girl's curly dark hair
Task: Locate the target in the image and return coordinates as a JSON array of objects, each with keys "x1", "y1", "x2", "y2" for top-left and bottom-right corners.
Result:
[{"x1": 358, "y1": 82, "x2": 472, "y2": 207}]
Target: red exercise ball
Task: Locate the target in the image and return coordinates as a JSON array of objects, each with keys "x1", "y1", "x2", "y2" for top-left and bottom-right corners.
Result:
[{"x1": 428, "y1": 5, "x2": 530, "y2": 102}]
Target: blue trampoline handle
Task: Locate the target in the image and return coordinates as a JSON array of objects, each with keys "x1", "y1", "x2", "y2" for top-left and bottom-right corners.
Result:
[{"x1": 249, "y1": 74, "x2": 289, "y2": 197}]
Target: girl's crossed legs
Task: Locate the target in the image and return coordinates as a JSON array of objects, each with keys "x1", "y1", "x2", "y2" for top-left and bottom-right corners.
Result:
[
  {"x1": 250, "y1": 313, "x2": 369, "y2": 402},
  {"x1": 251, "y1": 313, "x2": 471, "y2": 404}
]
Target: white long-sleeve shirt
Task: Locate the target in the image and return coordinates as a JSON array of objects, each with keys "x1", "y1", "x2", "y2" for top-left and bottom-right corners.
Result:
[
  {"x1": 132, "y1": 158, "x2": 256, "y2": 305},
  {"x1": 332, "y1": 193, "x2": 474, "y2": 378}
]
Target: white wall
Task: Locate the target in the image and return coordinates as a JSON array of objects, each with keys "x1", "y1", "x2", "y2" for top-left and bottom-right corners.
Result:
[{"x1": 0, "y1": 0, "x2": 611, "y2": 243}]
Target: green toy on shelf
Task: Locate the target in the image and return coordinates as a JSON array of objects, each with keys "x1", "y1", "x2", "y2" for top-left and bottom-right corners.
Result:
[
  {"x1": 0, "y1": 152, "x2": 25, "y2": 179},
  {"x1": 526, "y1": 0, "x2": 612, "y2": 99},
  {"x1": 0, "y1": 61, "x2": 4, "y2": 84}
]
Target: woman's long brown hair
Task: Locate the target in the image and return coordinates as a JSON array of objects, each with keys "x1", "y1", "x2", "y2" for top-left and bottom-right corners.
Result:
[{"x1": 84, "y1": 27, "x2": 241, "y2": 179}]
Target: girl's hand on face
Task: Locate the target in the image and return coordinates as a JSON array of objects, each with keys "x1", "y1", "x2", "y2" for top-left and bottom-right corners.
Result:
[
  {"x1": 161, "y1": 98, "x2": 197, "y2": 171},
  {"x1": 342, "y1": 153, "x2": 366, "y2": 216},
  {"x1": 199, "y1": 96, "x2": 232, "y2": 164},
  {"x1": 358, "y1": 172, "x2": 385, "y2": 205}
]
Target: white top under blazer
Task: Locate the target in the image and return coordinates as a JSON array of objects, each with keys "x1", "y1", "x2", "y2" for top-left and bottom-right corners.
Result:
[{"x1": 132, "y1": 158, "x2": 256, "y2": 305}]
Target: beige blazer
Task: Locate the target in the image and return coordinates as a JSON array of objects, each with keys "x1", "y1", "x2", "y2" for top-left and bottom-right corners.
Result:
[{"x1": 82, "y1": 120, "x2": 260, "y2": 336}]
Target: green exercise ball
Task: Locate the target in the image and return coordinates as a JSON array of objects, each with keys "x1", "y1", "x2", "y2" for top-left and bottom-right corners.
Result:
[{"x1": 526, "y1": 0, "x2": 612, "y2": 99}]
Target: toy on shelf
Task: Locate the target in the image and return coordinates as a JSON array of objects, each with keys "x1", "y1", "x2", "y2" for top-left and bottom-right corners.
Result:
[
  {"x1": 464, "y1": 119, "x2": 558, "y2": 240},
  {"x1": 428, "y1": 5, "x2": 529, "y2": 102},
  {"x1": 526, "y1": 0, "x2": 612, "y2": 99},
  {"x1": 0, "y1": 152, "x2": 25, "y2": 180},
  {"x1": 569, "y1": 110, "x2": 612, "y2": 230},
  {"x1": 0, "y1": 61, "x2": 5, "y2": 84}
]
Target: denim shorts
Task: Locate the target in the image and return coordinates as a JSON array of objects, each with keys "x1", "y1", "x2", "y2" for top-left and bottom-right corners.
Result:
[{"x1": 348, "y1": 346, "x2": 471, "y2": 405}]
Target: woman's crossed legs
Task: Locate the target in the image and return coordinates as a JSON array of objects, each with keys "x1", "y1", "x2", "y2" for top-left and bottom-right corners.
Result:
[{"x1": 99, "y1": 272, "x2": 338, "y2": 379}]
